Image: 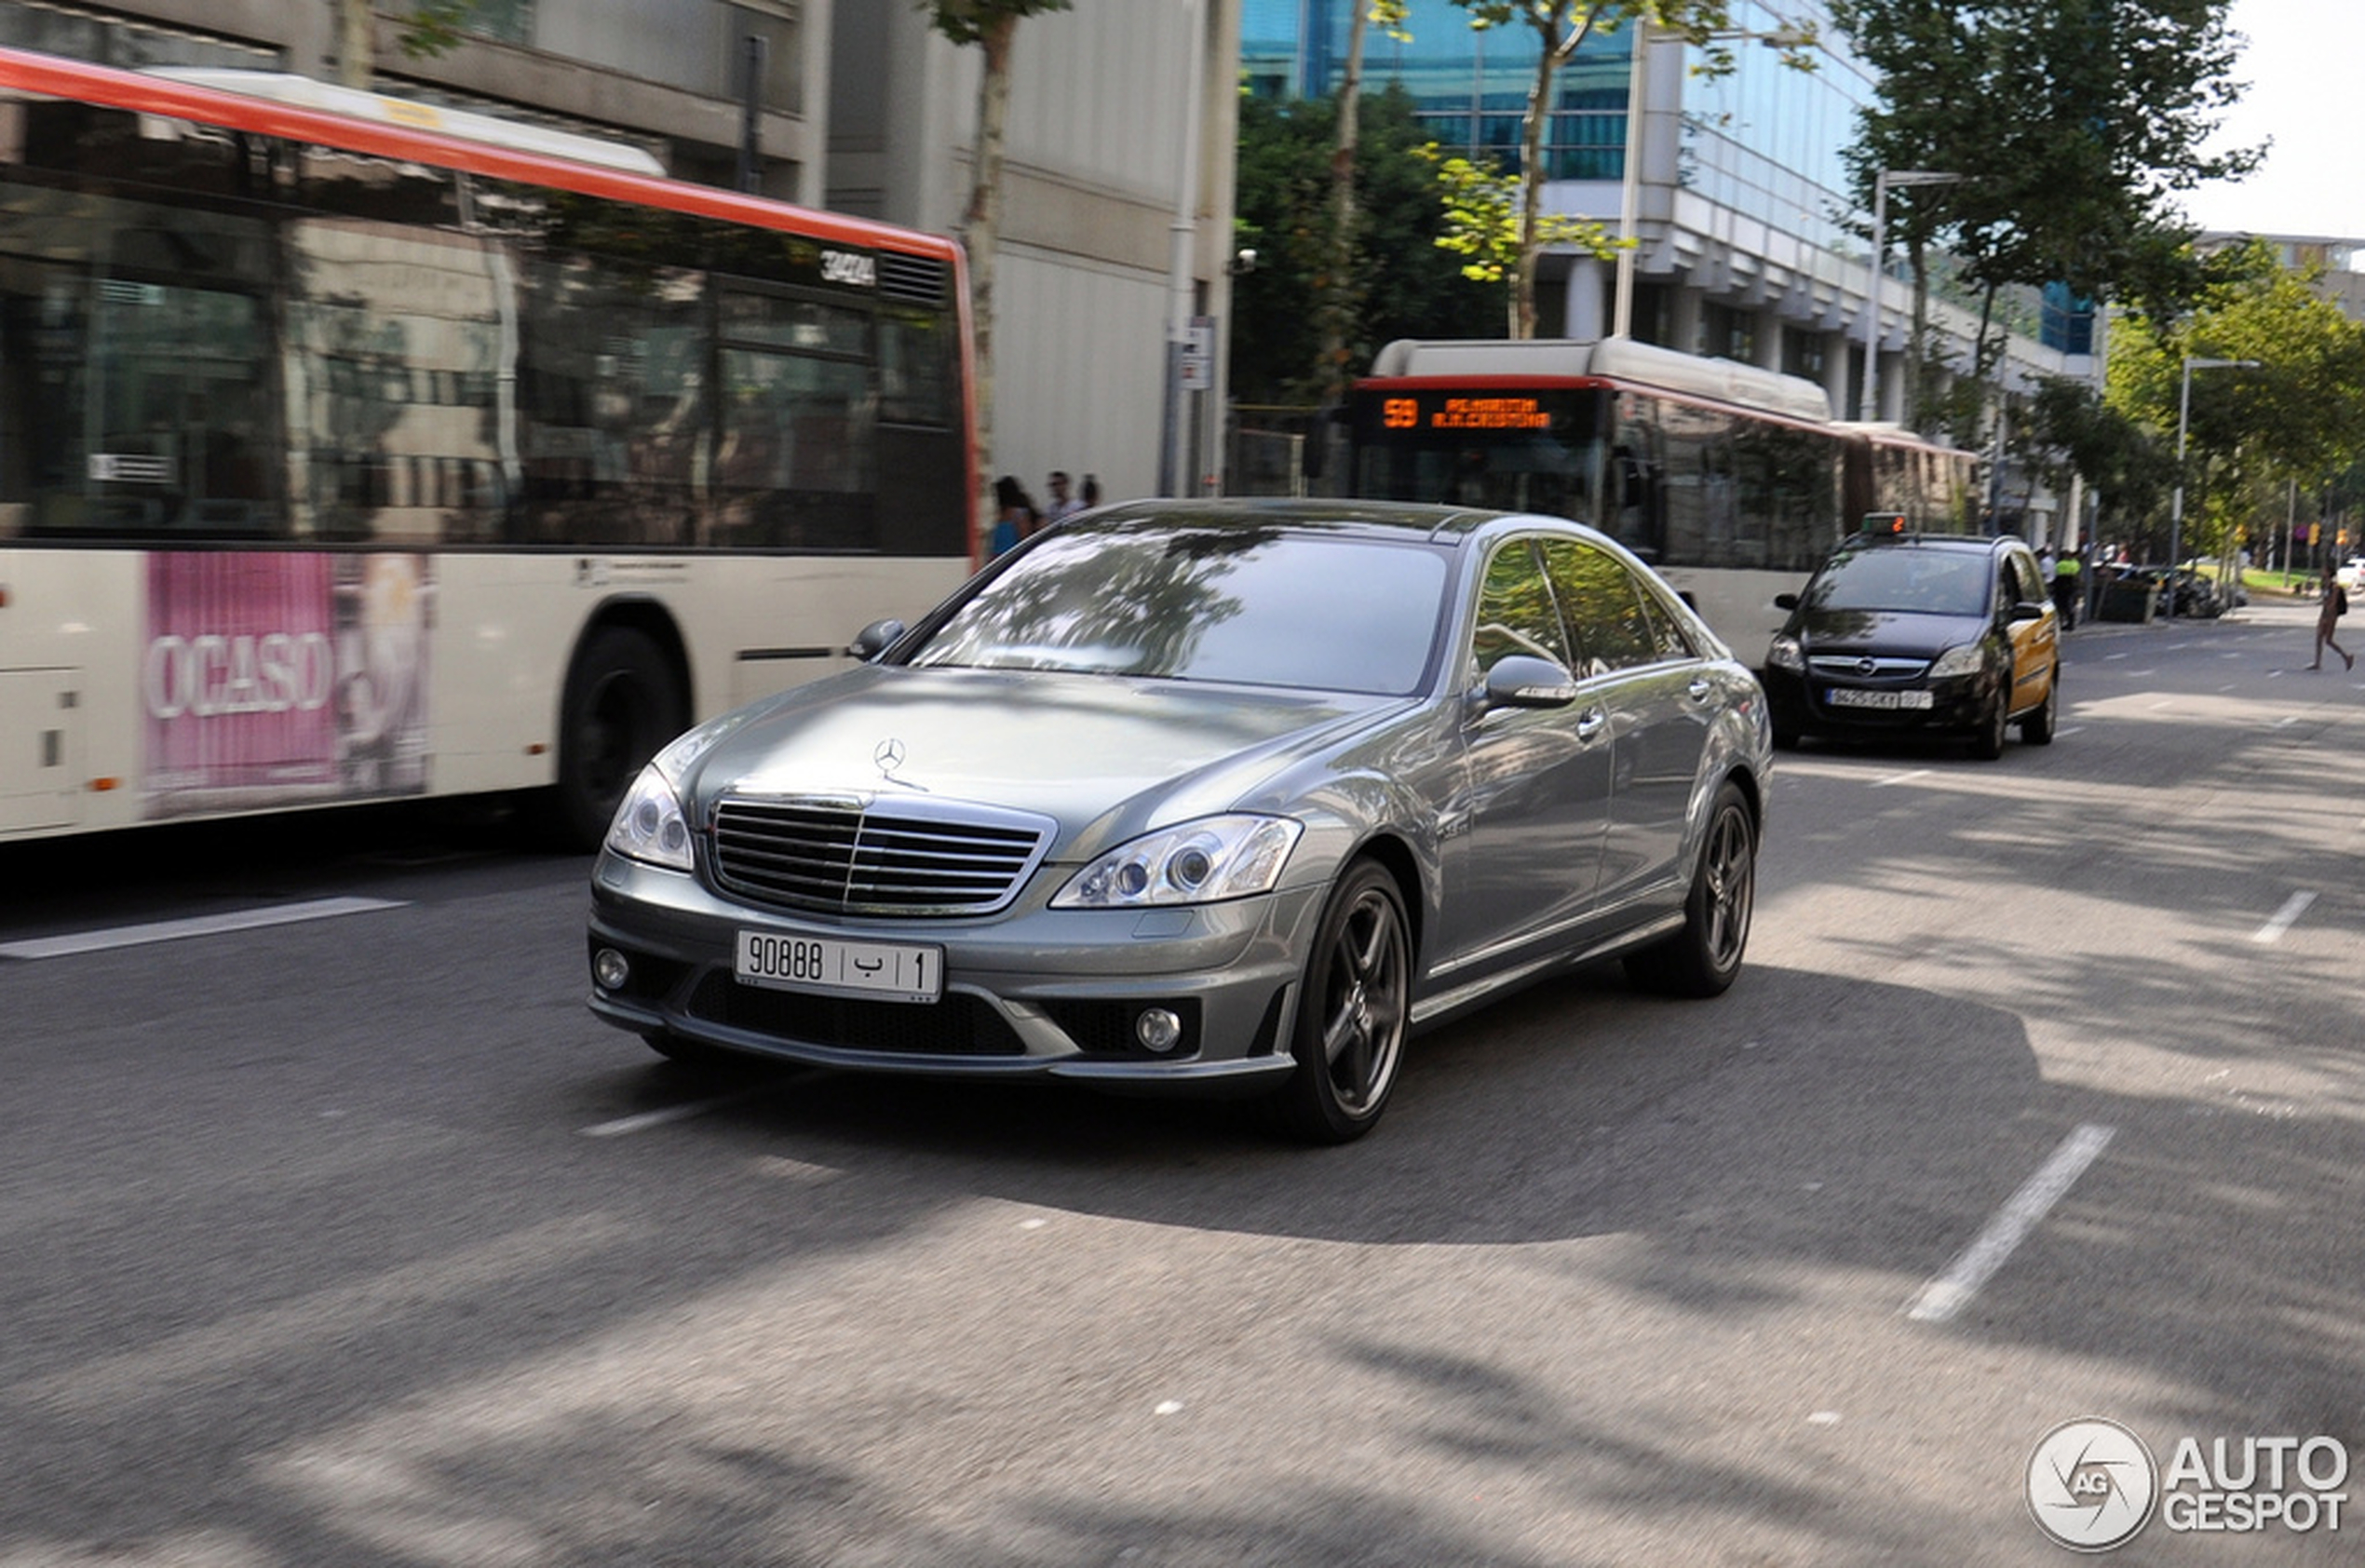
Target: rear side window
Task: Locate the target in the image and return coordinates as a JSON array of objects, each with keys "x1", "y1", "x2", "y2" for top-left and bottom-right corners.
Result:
[{"x1": 1540, "y1": 537, "x2": 1679, "y2": 673}]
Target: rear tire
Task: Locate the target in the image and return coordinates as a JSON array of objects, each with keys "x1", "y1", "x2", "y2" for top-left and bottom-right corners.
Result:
[
  {"x1": 554, "y1": 626, "x2": 686, "y2": 851},
  {"x1": 1625, "y1": 781, "x2": 1756, "y2": 998},
  {"x1": 1267, "y1": 859, "x2": 1412, "y2": 1144}
]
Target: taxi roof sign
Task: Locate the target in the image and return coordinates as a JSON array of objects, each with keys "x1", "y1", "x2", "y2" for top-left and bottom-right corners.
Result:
[{"x1": 1860, "y1": 512, "x2": 1909, "y2": 535}]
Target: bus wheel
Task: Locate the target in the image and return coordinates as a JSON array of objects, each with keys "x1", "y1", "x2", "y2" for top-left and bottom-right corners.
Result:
[{"x1": 555, "y1": 626, "x2": 685, "y2": 850}]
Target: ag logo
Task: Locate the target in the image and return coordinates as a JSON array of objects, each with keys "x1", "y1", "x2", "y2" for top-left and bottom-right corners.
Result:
[{"x1": 2028, "y1": 1418, "x2": 2157, "y2": 1552}]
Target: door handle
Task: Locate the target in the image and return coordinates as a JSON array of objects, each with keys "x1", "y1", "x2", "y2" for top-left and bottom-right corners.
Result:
[
  {"x1": 1575, "y1": 709, "x2": 1607, "y2": 743},
  {"x1": 1686, "y1": 677, "x2": 1713, "y2": 702}
]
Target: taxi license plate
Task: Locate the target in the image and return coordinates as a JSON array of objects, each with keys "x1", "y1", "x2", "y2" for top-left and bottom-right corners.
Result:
[
  {"x1": 1825, "y1": 686, "x2": 1934, "y2": 710},
  {"x1": 735, "y1": 931, "x2": 943, "y2": 1004}
]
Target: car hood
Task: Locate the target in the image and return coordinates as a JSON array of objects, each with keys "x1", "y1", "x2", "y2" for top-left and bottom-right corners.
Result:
[
  {"x1": 681, "y1": 665, "x2": 1403, "y2": 856},
  {"x1": 1788, "y1": 607, "x2": 1987, "y2": 656}
]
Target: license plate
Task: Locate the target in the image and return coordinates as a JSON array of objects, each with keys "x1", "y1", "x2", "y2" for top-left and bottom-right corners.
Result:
[
  {"x1": 735, "y1": 930, "x2": 943, "y2": 1003},
  {"x1": 1824, "y1": 686, "x2": 1934, "y2": 710}
]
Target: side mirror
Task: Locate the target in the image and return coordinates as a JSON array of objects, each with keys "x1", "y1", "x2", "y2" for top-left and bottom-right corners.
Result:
[
  {"x1": 2007, "y1": 601, "x2": 2046, "y2": 624},
  {"x1": 847, "y1": 618, "x2": 906, "y2": 661},
  {"x1": 1774, "y1": 591, "x2": 1800, "y2": 612},
  {"x1": 1482, "y1": 654, "x2": 1579, "y2": 710}
]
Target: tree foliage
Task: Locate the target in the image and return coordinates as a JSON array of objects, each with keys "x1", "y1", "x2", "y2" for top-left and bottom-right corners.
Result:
[
  {"x1": 1832, "y1": 0, "x2": 2260, "y2": 421},
  {"x1": 1233, "y1": 88, "x2": 1498, "y2": 405},
  {"x1": 1419, "y1": 145, "x2": 1621, "y2": 335},
  {"x1": 1438, "y1": 2, "x2": 1816, "y2": 339},
  {"x1": 2104, "y1": 240, "x2": 2365, "y2": 561}
]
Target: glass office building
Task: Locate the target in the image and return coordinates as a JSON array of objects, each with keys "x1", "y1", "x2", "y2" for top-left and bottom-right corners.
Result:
[{"x1": 1245, "y1": 0, "x2": 2086, "y2": 427}]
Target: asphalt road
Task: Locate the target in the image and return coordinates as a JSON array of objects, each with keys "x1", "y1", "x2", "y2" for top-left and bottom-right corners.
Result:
[{"x1": 2, "y1": 597, "x2": 2360, "y2": 1566}]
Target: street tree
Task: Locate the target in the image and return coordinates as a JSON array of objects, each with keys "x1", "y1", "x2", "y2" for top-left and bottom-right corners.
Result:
[
  {"x1": 1831, "y1": 0, "x2": 2259, "y2": 425},
  {"x1": 1419, "y1": 146, "x2": 1616, "y2": 336},
  {"x1": 1439, "y1": 1, "x2": 1815, "y2": 339},
  {"x1": 2106, "y1": 240, "x2": 2365, "y2": 566},
  {"x1": 925, "y1": 0, "x2": 1074, "y2": 536},
  {"x1": 1234, "y1": 89, "x2": 1498, "y2": 406},
  {"x1": 1315, "y1": 5, "x2": 1413, "y2": 404}
]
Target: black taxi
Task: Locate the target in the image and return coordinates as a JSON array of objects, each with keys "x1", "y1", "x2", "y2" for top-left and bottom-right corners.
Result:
[{"x1": 1762, "y1": 524, "x2": 2061, "y2": 758}]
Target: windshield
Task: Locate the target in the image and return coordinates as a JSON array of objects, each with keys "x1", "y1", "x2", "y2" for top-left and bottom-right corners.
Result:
[
  {"x1": 909, "y1": 524, "x2": 1452, "y2": 696},
  {"x1": 1804, "y1": 547, "x2": 1992, "y2": 616}
]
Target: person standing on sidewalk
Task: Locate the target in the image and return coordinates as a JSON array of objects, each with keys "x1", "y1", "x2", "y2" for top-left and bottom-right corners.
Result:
[{"x1": 2309, "y1": 573, "x2": 2354, "y2": 670}]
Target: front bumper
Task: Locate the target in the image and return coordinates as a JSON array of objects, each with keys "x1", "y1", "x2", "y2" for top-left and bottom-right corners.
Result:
[
  {"x1": 1763, "y1": 666, "x2": 1993, "y2": 737},
  {"x1": 586, "y1": 850, "x2": 1322, "y2": 1094}
]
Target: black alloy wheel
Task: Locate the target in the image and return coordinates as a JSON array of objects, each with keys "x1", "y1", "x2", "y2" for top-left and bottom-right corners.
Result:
[
  {"x1": 1626, "y1": 780, "x2": 1756, "y2": 997},
  {"x1": 1271, "y1": 858, "x2": 1412, "y2": 1144}
]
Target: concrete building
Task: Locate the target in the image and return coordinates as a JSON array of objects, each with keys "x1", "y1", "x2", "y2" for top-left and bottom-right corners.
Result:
[
  {"x1": 2200, "y1": 232, "x2": 2365, "y2": 322},
  {"x1": 0, "y1": 0, "x2": 1240, "y2": 510}
]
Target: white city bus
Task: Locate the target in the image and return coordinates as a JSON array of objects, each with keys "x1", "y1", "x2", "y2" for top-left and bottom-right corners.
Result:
[
  {"x1": 1347, "y1": 337, "x2": 1979, "y2": 663},
  {"x1": 0, "y1": 47, "x2": 975, "y2": 846}
]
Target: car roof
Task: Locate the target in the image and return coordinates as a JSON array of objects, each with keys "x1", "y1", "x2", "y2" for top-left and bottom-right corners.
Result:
[
  {"x1": 1078, "y1": 496, "x2": 1552, "y2": 544},
  {"x1": 1828, "y1": 532, "x2": 2021, "y2": 560}
]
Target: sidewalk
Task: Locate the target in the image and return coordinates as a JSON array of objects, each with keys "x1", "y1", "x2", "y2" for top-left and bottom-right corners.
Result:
[{"x1": 2068, "y1": 590, "x2": 2318, "y2": 637}]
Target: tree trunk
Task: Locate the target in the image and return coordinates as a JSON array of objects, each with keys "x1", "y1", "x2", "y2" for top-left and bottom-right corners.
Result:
[
  {"x1": 1512, "y1": 20, "x2": 1559, "y2": 341},
  {"x1": 962, "y1": 14, "x2": 1018, "y2": 548},
  {"x1": 1318, "y1": 5, "x2": 1370, "y2": 401},
  {"x1": 338, "y1": 0, "x2": 372, "y2": 88}
]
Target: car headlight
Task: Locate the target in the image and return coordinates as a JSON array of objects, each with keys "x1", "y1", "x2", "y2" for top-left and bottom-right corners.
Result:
[
  {"x1": 1766, "y1": 634, "x2": 1804, "y2": 673},
  {"x1": 1051, "y1": 815, "x2": 1304, "y2": 909},
  {"x1": 1927, "y1": 643, "x2": 1985, "y2": 681},
  {"x1": 603, "y1": 717, "x2": 736, "y2": 872},
  {"x1": 606, "y1": 764, "x2": 696, "y2": 872}
]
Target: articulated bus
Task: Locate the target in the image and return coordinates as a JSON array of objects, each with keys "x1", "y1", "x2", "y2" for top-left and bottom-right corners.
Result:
[
  {"x1": 1348, "y1": 337, "x2": 1979, "y2": 664},
  {"x1": 0, "y1": 47, "x2": 974, "y2": 846}
]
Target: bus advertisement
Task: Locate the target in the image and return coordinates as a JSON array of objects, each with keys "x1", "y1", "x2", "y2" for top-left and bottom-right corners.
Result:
[{"x1": 0, "y1": 47, "x2": 974, "y2": 846}]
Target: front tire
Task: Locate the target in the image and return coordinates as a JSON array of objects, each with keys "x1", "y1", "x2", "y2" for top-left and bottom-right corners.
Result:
[
  {"x1": 1968, "y1": 681, "x2": 2010, "y2": 761},
  {"x1": 2020, "y1": 665, "x2": 2059, "y2": 745},
  {"x1": 1626, "y1": 781, "x2": 1756, "y2": 997},
  {"x1": 1268, "y1": 859, "x2": 1412, "y2": 1144},
  {"x1": 554, "y1": 626, "x2": 686, "y2": 850}
]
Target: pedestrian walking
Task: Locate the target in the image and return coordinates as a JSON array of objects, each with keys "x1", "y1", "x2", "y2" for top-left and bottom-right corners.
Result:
[
  {"x1": 1044, "y1": 470, "x2": 1084, "y2": 525},
  {"x1": 2309, "y1": 573, "x2": 2354, "y2": 670}
]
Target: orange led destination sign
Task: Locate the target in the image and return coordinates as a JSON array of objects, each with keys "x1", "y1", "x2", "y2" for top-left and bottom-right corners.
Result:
[{"x1": 1380, "y1": 395, "x2": 1556, "y2": 432}]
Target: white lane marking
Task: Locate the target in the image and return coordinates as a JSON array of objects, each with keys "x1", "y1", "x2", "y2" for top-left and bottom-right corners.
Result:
[
  {"x1": 579, "y1": 1071, "x2": 818, "y2": 1138},
  {"x1": 2252, "y1": 891, "x2": 2318, "y2": 945},
  {"x1": 0, "y1": 896, "x2": 405, "y2": 960},
  {"x1": 580, "y1": 1090, "x2": 770, "y2": 1138},
  {"x1": 2056, "y1": 726, "x2": 2087, "y2": 737},
  {"x1": 1872, "y1": 769, "x2": 1929, "y2": 789},
  {"x1": 1908, "y1": 1123, "x2": 2115, "y2": 1324}
]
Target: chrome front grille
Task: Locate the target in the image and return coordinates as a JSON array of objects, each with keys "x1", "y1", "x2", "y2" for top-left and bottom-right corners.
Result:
[
  {"x1": 710, "y1": 796, "x2": 1051, "y2": 917},
  {"x1": 1807, "y1": 654, "x2": 1929, "y2": 680}
]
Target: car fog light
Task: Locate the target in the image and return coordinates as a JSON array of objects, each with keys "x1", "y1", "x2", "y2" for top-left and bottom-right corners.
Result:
[
  {"x1": 593, "y1": 947, "x2": 631, "y2": 991},
  {"x1": 1135, "y1": 1007, "x2": 1183, "y2": 1054}
]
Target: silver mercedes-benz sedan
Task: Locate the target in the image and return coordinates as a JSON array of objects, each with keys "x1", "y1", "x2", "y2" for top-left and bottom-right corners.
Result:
[{"x1": 587, "y1": 499, "x2": 1771, "y2": 1142}]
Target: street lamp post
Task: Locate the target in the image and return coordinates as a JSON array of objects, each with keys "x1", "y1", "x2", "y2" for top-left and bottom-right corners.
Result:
[
  {"x1": 1858, "y1": 169, "x2": 1962, "y2": 422},
  {"x1": 2167, "y1": 354, "x2": 2259, "y2": 616}
]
